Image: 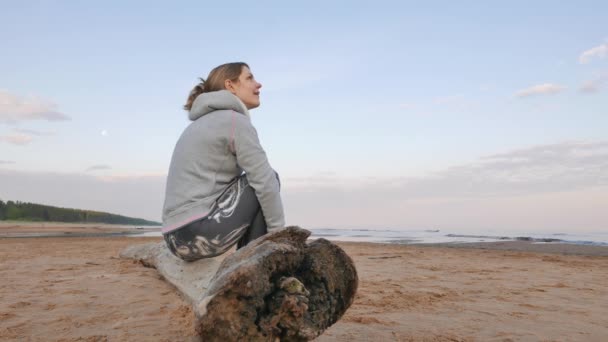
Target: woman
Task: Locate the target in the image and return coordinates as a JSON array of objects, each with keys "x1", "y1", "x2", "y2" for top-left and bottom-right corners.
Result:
[{"x1": 162, "y1": 62, "x2": 285, "y2": 261}]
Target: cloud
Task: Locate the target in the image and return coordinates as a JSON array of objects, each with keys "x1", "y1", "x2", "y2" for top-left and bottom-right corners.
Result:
[
  {"x1": 282, "y1": 141, "x2": 608, "y2": 230},
  {"x1": 1, "y1": 141, "x2": 606, "y2": 230},
  {"x1": 579, "y1": 72, "x2": 608, "y2": 93},
  {"x1": 0, "y1": 133, "x2": 33, "y2": 145},
  {"x1": 432, "y1": 140, "x2": 608, "y2": 196},
  {"x1": 0, "y1": 160, "x2": 15, "y2": 165},
  {"x1": 283, "y1": 184, "x2": 608, "y2": 231},
  {"x1": 515, "y1": 83, "x2": 565, "y2": 98},
  {"x1": 284, "y1": 140, "x2": 608, "y2": 200},
  {"x1": 86, "y1": 164, "x2": 112, "y2": 172},
  {"x1": 0, "y1": 128, "x2": 56, "y2": 145},
  {"x1": 14, "y1": 128, "x2": 55, "y2": 136},
  {"x1": 579, "y1": 43, "x2": 608, "y2": 64},
  {"x1": 0, "y1": 90, "x2": 71, "y2": 124}
]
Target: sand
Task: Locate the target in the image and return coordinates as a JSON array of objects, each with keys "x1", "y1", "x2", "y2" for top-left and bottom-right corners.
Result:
[{"x1": 1, "y1": 228, "x2": 607, "y2": 341}]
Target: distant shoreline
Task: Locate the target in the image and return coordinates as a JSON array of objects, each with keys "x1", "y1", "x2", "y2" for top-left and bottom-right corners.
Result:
[
  {"x1": 0, "y1": 221, "x2": 161, "y2": 228},
  {"x1": 0, "y1": 231, "x2": 149, "y2": 238},
  {"x1": 3, "y1": 222, "x2": 607, "y2": 257},
  {"x1": 0, "y1": 221, "x2": 160, "y2": 239},
  {"x1": 2, "y1": 224, "x2": 607, "y2": 257}
]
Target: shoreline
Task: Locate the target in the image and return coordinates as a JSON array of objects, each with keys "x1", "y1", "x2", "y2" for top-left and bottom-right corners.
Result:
[
  {"x1": 2, "y1": 230, "x2": 608, "y2": 257},
  {"x1": 3, "y1": 222, "x2": 606, "y2": 253},
  {"x1": 3, "y1": 233, "x2": 608, "y2": 258}
]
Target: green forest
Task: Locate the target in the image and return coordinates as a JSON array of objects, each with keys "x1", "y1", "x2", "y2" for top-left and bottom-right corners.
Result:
[{"x1": 0, "y1": 199, "x2": 160, "y2": 226}]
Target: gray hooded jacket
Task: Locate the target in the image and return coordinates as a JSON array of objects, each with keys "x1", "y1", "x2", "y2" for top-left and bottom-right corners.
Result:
[{"x1": 162, "y1": 90, "x2": 284, "y2": 234}]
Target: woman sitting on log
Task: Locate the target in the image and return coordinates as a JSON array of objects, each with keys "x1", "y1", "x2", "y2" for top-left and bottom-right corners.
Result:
[{"x1": 162, "y1": 62, "x2": 284, "y2": 261}]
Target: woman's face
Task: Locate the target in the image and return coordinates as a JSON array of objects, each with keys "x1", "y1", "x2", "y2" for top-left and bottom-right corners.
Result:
[{"x1": 227, "y1": 66, "x2": 262, "y2": 109}]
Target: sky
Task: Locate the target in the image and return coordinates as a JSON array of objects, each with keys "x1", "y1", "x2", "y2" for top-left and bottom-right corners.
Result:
[{"x1": 1, "y1": 1, "x2": 607, "y2": 232}]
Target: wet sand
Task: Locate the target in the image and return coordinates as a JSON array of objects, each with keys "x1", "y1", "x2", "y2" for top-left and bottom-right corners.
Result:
[
  {"x1": 414, "y1": 240, "x2": 608, "y2": 256},
  {"x1": 1, "y1": 229, "x2": 607, "y2": 341}
]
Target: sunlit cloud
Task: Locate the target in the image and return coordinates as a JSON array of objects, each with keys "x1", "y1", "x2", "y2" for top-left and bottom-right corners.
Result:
[
  {"x1": 0, "y1": 90, "x2": 71, "y2": 124},
  {"x1": 515, "y1": 83, "x2": 565, "y2": 98},
  {"x1": 0, "y1": 133, "x2": 33, "y2": 145},
  {"x1": 579, "y1": 42, "x2": 608, "y2": 64},
  {"x1": 0, "y1": 128, "x2": 56, "y2": 145},
  {"x1": 14, "y1": 128, "x2": 55, "y2": 136},
  {"x1": 579, "y1": 72, "x2": 608, "y2": 93}
]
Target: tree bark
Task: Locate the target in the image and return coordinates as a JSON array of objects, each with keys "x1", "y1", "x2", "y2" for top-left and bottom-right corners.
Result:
[{"x1": 120, "y1": 226, "x2": 358, "y2": 341}]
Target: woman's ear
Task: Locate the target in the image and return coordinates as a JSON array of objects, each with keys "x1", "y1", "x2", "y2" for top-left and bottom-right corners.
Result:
[{"x1": 225, "y1": 79, "x2": 236, "y2": 94}]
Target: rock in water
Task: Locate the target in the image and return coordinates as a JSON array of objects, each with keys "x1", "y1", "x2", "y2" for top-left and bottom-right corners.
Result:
[{"x1": 120, "y1": 226, "x2": 358, "y2": 341}]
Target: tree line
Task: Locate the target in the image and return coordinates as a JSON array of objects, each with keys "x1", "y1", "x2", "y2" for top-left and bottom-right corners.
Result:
[{"x1": 0, "y1": 199, "x2": 160, "y2": 226}]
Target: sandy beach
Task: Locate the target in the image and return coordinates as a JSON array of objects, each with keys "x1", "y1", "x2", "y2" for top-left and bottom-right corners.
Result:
[{"x1": 1, "y1": 226, "x2": 607, "y2": 341}]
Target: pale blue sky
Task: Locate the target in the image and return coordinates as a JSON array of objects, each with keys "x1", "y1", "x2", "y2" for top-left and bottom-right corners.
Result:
[{"x1": 1, "y1": 1, "x2": 607, "y2": 231}]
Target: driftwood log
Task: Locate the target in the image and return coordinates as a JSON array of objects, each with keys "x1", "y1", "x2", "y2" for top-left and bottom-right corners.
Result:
[{"x1": 120, "y1": 226, "x2": 358, "y2": 341}]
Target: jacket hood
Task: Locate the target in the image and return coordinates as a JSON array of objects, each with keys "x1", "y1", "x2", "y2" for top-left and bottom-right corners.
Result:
[{"x1": 189, "y1": 90, "x2": 250, "y2": 121}]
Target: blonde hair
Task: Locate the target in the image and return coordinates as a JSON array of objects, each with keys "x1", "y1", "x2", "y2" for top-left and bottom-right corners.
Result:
[{"x1": 183, "y1": 62, "x2": 249, "y2": 111}]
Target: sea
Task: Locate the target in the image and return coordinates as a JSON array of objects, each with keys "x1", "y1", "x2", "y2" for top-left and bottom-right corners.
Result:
[{"x1": 133, "y1": 227, "x2": 608, "y2": 246}]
